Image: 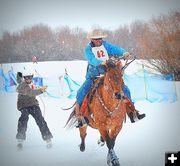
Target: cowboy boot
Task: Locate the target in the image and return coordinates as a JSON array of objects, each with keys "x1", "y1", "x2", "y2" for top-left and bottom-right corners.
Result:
[
  {"x1": 128, "y1": 111, "x2": 146, "y2": 123},
  {"x1": 136, "y1": 111, "x2": 146, "y2": 120},
  {"x1": 75, "y1": 103, "x2": 89, "y2": 128},
  {"x1": 125, "y1": 97, "x2": 145, "y2": 123}
]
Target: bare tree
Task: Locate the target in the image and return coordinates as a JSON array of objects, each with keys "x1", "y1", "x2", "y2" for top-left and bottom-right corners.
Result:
[
  {"x1": 0, "y1": 10, "x2": 179, "y2": 80},
  {"x1": 145, "y1": 11, "x2": 180, "y2": 80}
]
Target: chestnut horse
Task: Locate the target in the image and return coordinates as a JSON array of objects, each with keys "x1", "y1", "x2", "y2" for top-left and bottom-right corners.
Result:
[{"x1": 66, "y1": 57, "x2": 129, "y2": 166}]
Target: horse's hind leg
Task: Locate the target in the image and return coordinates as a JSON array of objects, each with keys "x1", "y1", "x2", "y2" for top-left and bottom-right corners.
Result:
[
  {"x1": 79, "y1": 126, "x2": 87, "y2": 152},
  {"x1": 98, "y1": 135, "x2": 105, "y2": 146}
]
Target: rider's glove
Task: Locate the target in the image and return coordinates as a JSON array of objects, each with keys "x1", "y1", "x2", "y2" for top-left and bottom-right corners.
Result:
[
  {"x1": 101, "y1": 61, "x2": 106, "y2": 65},
  {"x1": 123, "y1": 52, "x2": 130, "y2": 60}
]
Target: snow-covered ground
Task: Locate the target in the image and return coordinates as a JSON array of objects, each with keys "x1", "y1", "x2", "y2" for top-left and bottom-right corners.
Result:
[{"x1": 0, "y1": 61, "x2": 180, "y2": 166}]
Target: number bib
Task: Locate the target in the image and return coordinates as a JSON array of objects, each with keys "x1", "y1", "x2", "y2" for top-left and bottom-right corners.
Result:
[{"x1": 92, "y1": 45, "x2": 109, "y2": 62}]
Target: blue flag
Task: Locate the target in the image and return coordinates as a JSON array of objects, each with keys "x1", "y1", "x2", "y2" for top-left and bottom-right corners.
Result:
[
  {"x1": 124, "y1": 70, "x2": 177, "y2": 103},
  {"x1": 33, "y1": 76, "x2": 43, "y2": 87}
]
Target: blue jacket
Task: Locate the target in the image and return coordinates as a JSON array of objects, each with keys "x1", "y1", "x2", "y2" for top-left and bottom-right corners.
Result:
[
  {"x1": 85, "y1": 41, "x2": 127, "y2": 66},
  {"x1": 84, "y1": 41, "x2": 127, "y2": 78}
]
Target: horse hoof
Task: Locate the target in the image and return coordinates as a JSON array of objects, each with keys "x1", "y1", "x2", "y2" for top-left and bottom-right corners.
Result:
[
  {"x1": 107, "y1": 149, "x2": 120, "y2": 166},
  {"x1": 80, "y1": 146, "x2": 85, "y2": 152},
  {"x1": 107, "y1": 161, "x2": 120, "y2": 166},
  {"x1": 78, "y1": 144, "x2": 85, "y2": 152},
  {"x1": 98, "y1": 139, "x2": 105, "y2": 146},
  {"x1": 107, "y1": 160, "x2": 111, "y2": 166},
  {"x1": 112, "y1": 161, "x2": 120, "y2": 166}
]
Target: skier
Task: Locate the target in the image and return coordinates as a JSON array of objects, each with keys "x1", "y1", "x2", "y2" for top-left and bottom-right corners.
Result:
[{"x1": 16, "y1": 71, "x2": 53, "y2": 150}]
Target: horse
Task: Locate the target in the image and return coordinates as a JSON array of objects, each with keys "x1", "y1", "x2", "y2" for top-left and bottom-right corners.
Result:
[{"x1": 66, "y1": 57, "x2": 130, "y2": 166}]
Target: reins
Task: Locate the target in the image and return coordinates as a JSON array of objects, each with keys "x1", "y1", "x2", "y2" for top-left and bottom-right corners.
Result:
[{"x1": 121, "y1": 55, "x2": 136, "y2": 71}]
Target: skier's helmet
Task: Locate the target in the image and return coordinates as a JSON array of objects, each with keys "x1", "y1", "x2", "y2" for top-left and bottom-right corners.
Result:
[{"x1": 23, "y1": 71, "x2": 33, "y2": 80}]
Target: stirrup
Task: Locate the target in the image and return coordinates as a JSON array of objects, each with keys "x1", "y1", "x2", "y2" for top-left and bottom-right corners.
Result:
[
  {"x1": 128, "y1": 112, "x2": 137, "y2": 123},
  {"x1": 76, "y1": 117, "x2": 89, "y2": 128},
  {"x1": 76, "y1": 119, "x2": 83, "y2": 128}
]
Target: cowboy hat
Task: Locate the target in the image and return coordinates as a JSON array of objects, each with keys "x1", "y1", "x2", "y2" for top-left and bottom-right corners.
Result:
[{"x1": 87, "y1": 29, "x2": 107, "y2": 39}]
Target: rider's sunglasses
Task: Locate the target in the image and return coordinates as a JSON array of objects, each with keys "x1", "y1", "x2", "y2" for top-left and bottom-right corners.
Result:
[
  {"x1": 93, "y1": 38, "x2": 102, "y2": 41},
  {"x1": 23, "y1": 75, "x2": 33, "y2": 80}
]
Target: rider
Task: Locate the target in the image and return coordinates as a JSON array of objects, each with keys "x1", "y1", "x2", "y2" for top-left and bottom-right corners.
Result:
[{"x1": 76, "y1": 28, "x2": 145, "y2": 127}]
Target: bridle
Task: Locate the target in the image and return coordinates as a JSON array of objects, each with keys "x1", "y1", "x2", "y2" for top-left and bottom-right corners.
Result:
[
  {"x1": 96, "y1": 90, "x2": 121, "y2": 117},
  {"x1": 96, "y1": 59, "x2": 124, "y2": 117}
]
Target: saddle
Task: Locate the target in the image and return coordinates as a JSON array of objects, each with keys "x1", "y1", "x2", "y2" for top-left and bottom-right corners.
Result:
[
  {"x1": 79, "y1": 77, "x2": 136, "y2": 119},
  {"x1": 79, "y1": 77, "x2": 104, "y2": 117}
]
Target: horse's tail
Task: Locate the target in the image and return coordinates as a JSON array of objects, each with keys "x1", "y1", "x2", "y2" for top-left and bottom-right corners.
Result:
[{"x1": 64, "y1": 107, "x2": 77, "y2": 129}]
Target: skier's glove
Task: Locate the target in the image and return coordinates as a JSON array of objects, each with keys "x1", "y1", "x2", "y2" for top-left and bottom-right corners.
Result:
[{"x1": 41, "y1": 86, "x2": 48, "y2": 93}]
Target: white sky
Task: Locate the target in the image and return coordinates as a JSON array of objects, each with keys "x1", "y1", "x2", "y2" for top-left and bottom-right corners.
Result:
[{"x1": 0, "y1": 0, "x2": 179, "y2": 35}]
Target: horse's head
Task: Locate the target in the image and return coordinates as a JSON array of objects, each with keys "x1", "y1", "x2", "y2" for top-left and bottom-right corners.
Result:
[{"x1": 103, "y1": 58, "x2": 124, "y2": 100}]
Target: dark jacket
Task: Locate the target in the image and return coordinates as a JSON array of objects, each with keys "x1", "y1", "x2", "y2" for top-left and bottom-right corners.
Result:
[{"x1": 16, "y1": 82, "x2": 43, "y2": 110}]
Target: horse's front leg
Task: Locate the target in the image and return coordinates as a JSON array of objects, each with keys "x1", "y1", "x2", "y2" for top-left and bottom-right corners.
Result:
[
  {"x1": 106, "y1": 135, "x2": 120, "y2": 166},
  {"x1": 106, "y1": 125, "x2": 122, "y2": 166},
  {"x1": 98, "y1": 129, "x2": 120, "y2": 166},
  {"x1": 79, "y1": 126, "x2": 87, "y2": 152}
]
